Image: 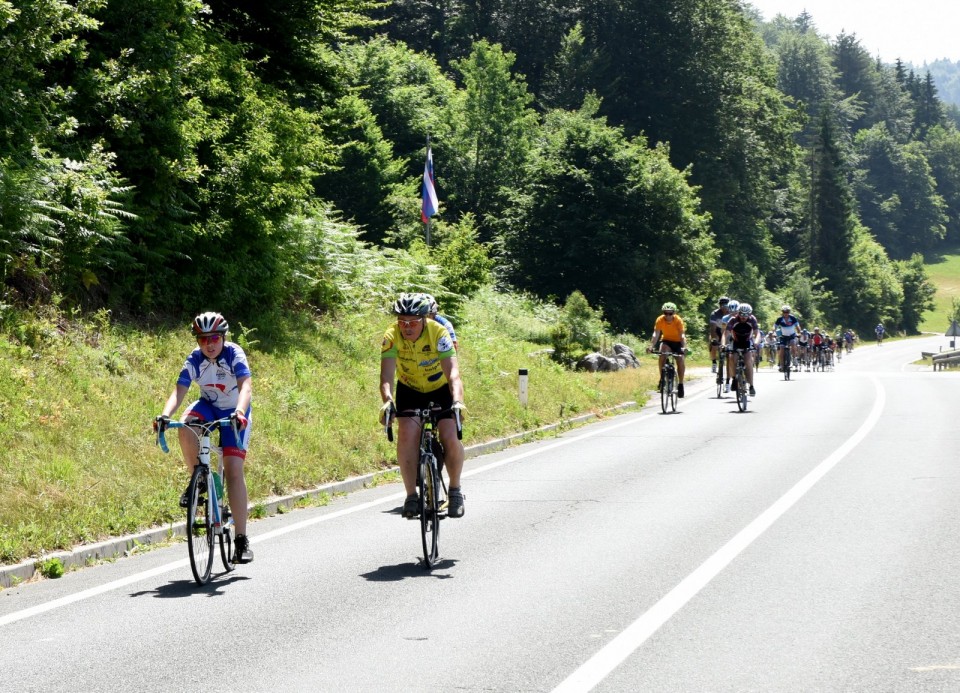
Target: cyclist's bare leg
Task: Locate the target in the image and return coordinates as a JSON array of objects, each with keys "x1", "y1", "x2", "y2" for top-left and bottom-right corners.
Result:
[
  {"x1": 178, "y1": 426, "x2": 199, "y2": 473},
  {"x1": 746, "y1": 352, "x2": 755, "y2": 386},
  {"x1": 223, "y1": 455, "x2": 248, "y2": 535},
  {"x1": 676, "y1": 354, "x2": 685, "y2": 383},
  {"x1": 396, "y1": 416, "x2": 421, "y2": 496},
  {"x1": 437, "y1": 418, "x2": 464, "y2": 489}
]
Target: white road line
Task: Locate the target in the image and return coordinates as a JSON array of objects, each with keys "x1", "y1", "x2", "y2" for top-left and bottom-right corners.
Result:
[
  {"x1": 1, "y1": 402, "x2": 667, "y2": 628},
  {"x1": 551, "y1": 375, "x2": 886, "y2": 693},
  {"x1": 0, "y1": 561, "x2": 188, "y2": 627}
]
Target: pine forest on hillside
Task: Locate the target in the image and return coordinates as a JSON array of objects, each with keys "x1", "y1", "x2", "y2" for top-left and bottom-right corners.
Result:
[{"x1": 2, "y1": 0, "x2": 957, "y2": 342}]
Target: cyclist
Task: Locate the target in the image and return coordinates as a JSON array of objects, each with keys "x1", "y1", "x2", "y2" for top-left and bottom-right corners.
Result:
[
  {"x1": 721, "y1": 303, "x2": 759, "y2": 396},
  {"x1": 720, "y1": 300, "x2": 739, "y2": 391},
  {"x1": 648, "y1": 301, "x2": 688, "y2": 398},
  {"x1": 875, "y1": 323, "x2": 885, "y2": 345},
  {"x1": 810, "y1": 327, "x2": 827, "y2": 366},
  {"x1": 707, "y1": 296, "x2": 730, "y2": 374},
  {"x1": 843, "y1": 329, "x2": 855, "y2": 353},
  {"x1": 774, "y1": 305, "x2": 802, "y2": 372},
  {"x1": 424, "y1": 293, "x2": 458, "y2": 351},
  {"x1": 380, "y1": 293, "x2": 466, "y2": 518},
  {"x1": 763, "y1": 330, "x2": 778, "y2": 366},
  {"x1": 154, "y1": 312, "x2": 254, "y2": 564}
]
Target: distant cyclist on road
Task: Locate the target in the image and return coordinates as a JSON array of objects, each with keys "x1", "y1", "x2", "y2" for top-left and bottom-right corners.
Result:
[
  {"x1": 380, "y1": 293, "x2": 466, "y2": 519},
  {"x1": 774, "y1": 305, "x2": 802, "y2": 372},
  {"x1": 154, "y1": 312, "x2": 254, "y2": 564},
  {"x1": 707, "y1": 296, "x2": 730, "y2": 374},
  {"x1": 648, "y1": 302, "x2": 688, "y2": 398},
  {"x1": 721, "y1": 303, "x2": 759, "y2": 396},
  {"x1": 875, "y1": 323, "x2": 885, "y2": 345}
]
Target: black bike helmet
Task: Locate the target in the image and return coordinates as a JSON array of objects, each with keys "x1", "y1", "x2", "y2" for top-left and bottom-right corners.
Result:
[
  {"x1": 392, "y1": 293, "x2": 430, "y2": 316},
  {"x1": 192, "y1": 311, "x2": 229, "y2": 336}
]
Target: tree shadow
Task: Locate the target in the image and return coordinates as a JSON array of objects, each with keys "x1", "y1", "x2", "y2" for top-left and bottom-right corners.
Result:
[
  {"x1": 129, "y1": 573, "x2": 251, "y2": 599},
  {"x1": 360, "y1": 558, "x2": 457, "y2": 582}
]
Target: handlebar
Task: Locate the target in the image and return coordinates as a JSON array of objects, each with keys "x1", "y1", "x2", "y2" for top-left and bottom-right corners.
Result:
[
  {"x1": 385, "y1": 405, "x2": 463, "y2": 442},
  {"x1": 157, "y1": 417, "x2": 244, "y2": 454}
]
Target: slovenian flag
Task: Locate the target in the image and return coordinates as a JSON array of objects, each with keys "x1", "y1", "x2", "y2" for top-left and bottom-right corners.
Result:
[{"x1": 421, "y1": 147, "x2": 438, "y2": 222}]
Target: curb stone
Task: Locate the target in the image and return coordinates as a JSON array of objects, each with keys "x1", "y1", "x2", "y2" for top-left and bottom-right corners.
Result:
[{"x1": 1, "y1": 401, "x2": 638, "y2": 589}]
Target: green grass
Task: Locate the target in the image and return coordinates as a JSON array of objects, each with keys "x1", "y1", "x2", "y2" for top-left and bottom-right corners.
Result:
[
  {"x1": 921, "y1": 245, "x2": 960, "y2": 333},
  {"x1": 0, "y1": 287, "x2": 662, "y2": 565}
]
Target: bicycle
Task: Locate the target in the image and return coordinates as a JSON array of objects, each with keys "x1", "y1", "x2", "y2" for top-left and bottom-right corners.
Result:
[
  {"x1": 716, "y1": 346, "x2": 726, "y2": 399},
  {"x1": 779, "y1": 342, "x2": 792, "y2": 381},
  {"x1": 386, "y1": 404, "x2": 462, "y2": 569},
  {"x1": 732, "y1": 347, "x2": 752, "y2": 412},
  {"x1": 656, "y1": 350, "x2": 683, "y2": 413},
  {"x1": 158, "y1": 417, "x2": 241, "y2": 585}
]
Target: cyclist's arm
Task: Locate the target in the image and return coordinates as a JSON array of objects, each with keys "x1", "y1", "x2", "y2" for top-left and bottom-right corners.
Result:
[
  {"x1": 160, "y1": 383, "x2": 190, "y2": 418},
  {"x1": 379, "y1": 357, "x2": 397, "y2": 404},
  {"x1": 441, "y1": 355, "x2": 464, "y2": 403},
  {"x1": 649, "y1": 329, "x2": 662, "y2": 351},
  {"x1": 235, "y1": 375, "x2": 252, "y2": 415}
]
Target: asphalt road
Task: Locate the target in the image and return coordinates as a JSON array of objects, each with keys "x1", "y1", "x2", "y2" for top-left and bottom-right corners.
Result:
[{"x1": 3, "y1": 336, "x2": 960, "y2": 692}]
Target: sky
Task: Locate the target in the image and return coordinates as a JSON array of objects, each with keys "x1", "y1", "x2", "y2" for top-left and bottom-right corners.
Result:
[{"x1": 747, "y1": 0, "x2": 960, "y2": 65}]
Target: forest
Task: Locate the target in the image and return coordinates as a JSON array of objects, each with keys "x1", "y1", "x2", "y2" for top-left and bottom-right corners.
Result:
[{"x1": 1, "y1": 0, "x2": 956, "y2": 338}]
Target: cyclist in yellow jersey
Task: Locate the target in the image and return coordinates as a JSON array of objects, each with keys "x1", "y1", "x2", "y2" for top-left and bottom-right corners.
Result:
[
  {"x1": 380, "y1": 293, "x2": 466, "y2": 518},
  {"x1": 648, "y1": 301, "x2": 688, "y2": 398}
]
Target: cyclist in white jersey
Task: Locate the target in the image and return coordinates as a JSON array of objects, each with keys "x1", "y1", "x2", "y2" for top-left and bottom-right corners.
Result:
[{"x1": 154, "y1": 312, "x2": 254, "y2": 564}]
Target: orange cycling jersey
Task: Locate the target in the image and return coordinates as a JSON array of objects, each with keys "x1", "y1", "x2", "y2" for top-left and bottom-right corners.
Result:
[{"x1": 654, "y1": 314, "x2": 685, "y2": 342}]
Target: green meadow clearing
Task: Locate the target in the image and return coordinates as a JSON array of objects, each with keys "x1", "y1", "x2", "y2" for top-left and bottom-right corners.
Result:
[{"x1": 921, "y1": 245, "x2": 960, "y2": 333}]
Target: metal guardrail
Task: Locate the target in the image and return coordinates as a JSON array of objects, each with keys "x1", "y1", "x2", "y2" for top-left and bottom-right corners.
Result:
[{"x1": 929, "y1": 350, "x2": 960, "y2": 371}]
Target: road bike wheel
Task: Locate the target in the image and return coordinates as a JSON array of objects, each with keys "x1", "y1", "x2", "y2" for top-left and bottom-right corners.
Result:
[
  {"x1": 186, "y1": 466, "x2": 215, "y2": 585},
  {"x1": 736, "y1": 374, "x2": 748, "y2": 412},
  {"x1": 218, "y1": 496, "x2": 235, "y2": 572},
  {"x1": 660, "y1": 369, "x2": 669, "y2": 413},
  {"x1": 219, "y1": 521, "x2": 235, "y2": 572},
  {"x1": 716, "y1": 357, "x2": 724, "y2": 398},
  {"x1": 418, "y1": 455, "x2": 440, "y2": 568},
  {"x1": 783, "y1": 348, "x2": 791, "y2": 381},
  {"x1": 667, "y1": 371, "x2": 677, "y2": 412}
]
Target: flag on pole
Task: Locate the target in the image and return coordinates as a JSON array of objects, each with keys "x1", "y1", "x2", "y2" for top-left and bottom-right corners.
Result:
[{"x1": 421, "y1": 147, "x2": 439, "y2": 222}]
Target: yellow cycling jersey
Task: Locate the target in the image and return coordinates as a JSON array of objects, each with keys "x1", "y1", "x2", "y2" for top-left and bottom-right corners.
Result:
[{"x1": 381, "y1": 319, "x2": 456, "y2": 393}]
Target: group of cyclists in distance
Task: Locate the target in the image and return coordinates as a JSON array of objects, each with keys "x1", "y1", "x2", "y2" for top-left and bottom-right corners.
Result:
[{"x1": 652, "y1": 296, "x2": 872, "y2": 401}]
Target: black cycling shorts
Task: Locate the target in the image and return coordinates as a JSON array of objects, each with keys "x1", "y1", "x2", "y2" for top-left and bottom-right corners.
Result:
[{"x1": 396, "y1": 381, "x2": 454, "y2": 419}]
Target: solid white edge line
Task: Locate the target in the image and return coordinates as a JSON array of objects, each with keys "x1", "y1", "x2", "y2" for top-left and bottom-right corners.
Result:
[{"x1": 551, "y1": 375, "x2": 886, "y2": 693}]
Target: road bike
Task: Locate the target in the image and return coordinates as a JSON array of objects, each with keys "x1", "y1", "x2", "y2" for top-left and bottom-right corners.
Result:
[
  {"x1": 763, "y1": 343, "x2": 777, "y2": 367},
  {"x1": 158, "y1": 417, "x2": 240, "y2": 584},
  {"x1": 813, "y1": 346, "x2": 827, "y2": 372},
  {"x1": 387, "y1": 405, "x2": 462, "y2": 569},
  {"x1": 779, "y1": 342, "x2": 792, "y2": 381},
  {"x1": 732, "y1": 347, "x2": 752, "y2": 412},
  {"x1": 716, "y1": 346, "x2": 726, "y2": 398},
  {"x1": 656, "y1": 350, "x2": 683, "y2": 413}
]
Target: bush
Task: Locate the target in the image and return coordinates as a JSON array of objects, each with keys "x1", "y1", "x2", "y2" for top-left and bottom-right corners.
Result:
[{"x1": 550, "y1": 291, "x2": 607, "y2": 365}]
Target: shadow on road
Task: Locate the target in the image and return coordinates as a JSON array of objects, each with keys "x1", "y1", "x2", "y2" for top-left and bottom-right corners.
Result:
[
  {"x1": 360, "y1": 559, "x2": 457, "y2": 582},
  {"x1": 129, "y1": 573, "x2": 251, "y2": 599}
]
